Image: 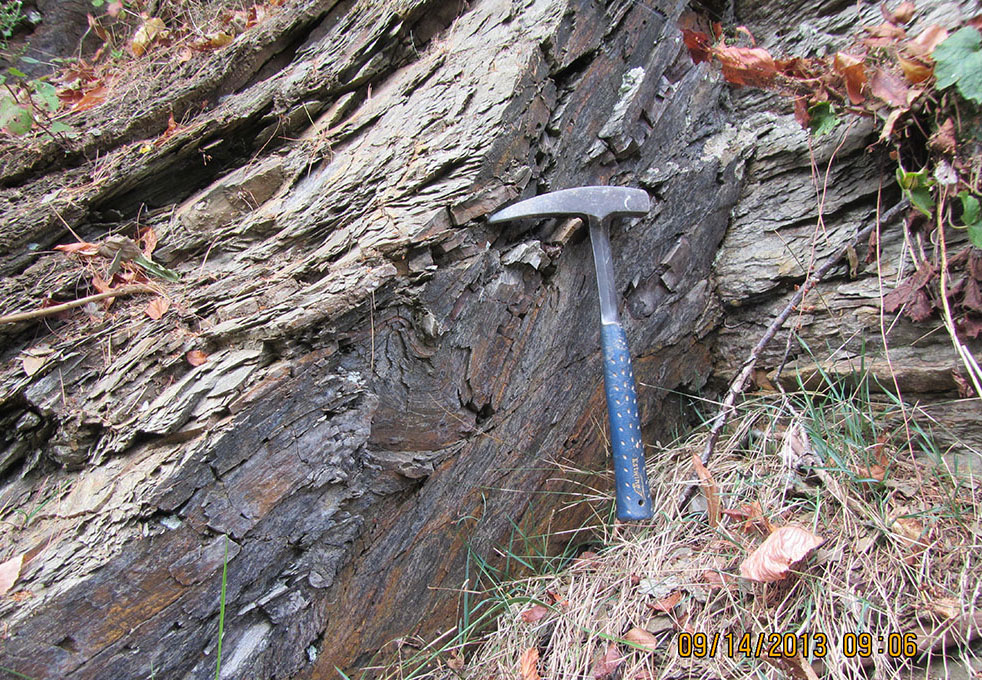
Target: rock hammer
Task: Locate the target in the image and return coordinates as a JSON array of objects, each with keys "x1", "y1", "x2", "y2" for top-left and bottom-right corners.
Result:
[{"x1": 489, "y1": 186, "x2": 653, "y2": 521}]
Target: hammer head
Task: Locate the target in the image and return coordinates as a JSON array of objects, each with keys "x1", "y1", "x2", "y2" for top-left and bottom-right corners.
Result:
[{"x1": 488, "y1": 186, "x2": 649, "y2": 224}]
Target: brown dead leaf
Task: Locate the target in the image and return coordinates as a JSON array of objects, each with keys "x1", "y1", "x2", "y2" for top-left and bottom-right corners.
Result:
[
  {"x1": 70, "y1": 85, "x2": 107, "y2": 112},
  {"x1": 881, "y1": 1, "x2": 916, "y2": 25},
  {"x1": 591, "y1": 642, "x2": 623, "y2": 680},
  {"x1": 762, "y1": 650, "x2": 820, "y2": 680},
  {"x1": 906, "y1": 24, "x2": 949, "y2": 57},
  {"x1": 187, "y1": 350, "x2": 209, "y2": 366},
  {"x1": 928, "y1": 117, "x2": 957, "y2": 155},
  {"x1": 702, "y1": 570, "x2": 737, "y2": 589},
  {"x1": 519, "y1": 648, "x2": 540, "y2": 680},
  {"x1": 54, "y1": 240, "x2": 100, "y2": 256},
  {"x1": 870, "y1": 67, "x2": 909, "y2": 107},
  {"x1": 21, "y1": 355, "x2": 46, "y2": 377},
  {"x1": 624, "y1": 627, "x2": 660, "y2": 652},
  {"x1": 87, "y1": 13, "x2": 108, "y2": 42},
  {"x1": 890, "y1": 515, "x2": 925, "y2": 544},
  {"x1": 648, "y1": 590, "x2": 682, "y2": 613},
  {"x1": 446, "y1": 649, "x2": 464, "y2": 672},
  {"x1": 793, "y1": 96, "x2": 810, "y2": 128},
  {"x1": 740, "y1": 526, "x2": 824, "y2": 583},
  {"x1": 520, "y1": 604, "x2": 549, "y2": 623},
  {"x1": 690, "y1": 452, "x2": 720, "y2": 527},
  {"x1": 145, "y1": 297, "x2": 170, "y2": 320},
  {"x1": 131, "y1": 17, "x2": 167, "y2": 57},
  {"x1": 139, "y1": 227, "x2": 159, "y2": 258},
  {"x1": 572, "y1": 550, "x2": 601, "y2": 570},
  {"x1": 154, "y1": 113, "x2": 179, "y2": 147},
  {"x1": 722, "y1": 500, "x2": 772, "y2": 534},
  {"x1": 898, "y1": 55, "x2": 933, "y2": 84},
  {"x1": 833, "y1": 52, "x2": 868, "y2": 104},
  {"x1": 716, "y1": 44, "x2": 777, "y2": 87},
  {"x1": 0, "y1": 553, "x2": 24, "y2": 596}
]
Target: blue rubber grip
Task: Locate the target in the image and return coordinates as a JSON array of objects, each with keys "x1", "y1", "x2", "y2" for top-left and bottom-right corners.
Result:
[{"x1": 600, "y1": 323, "x2": 653, "y2": 520}]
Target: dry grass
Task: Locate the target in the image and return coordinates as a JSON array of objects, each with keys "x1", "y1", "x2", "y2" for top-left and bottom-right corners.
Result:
[{"x1": 377, "y1": 368, "x2": 982, "y2": 680}]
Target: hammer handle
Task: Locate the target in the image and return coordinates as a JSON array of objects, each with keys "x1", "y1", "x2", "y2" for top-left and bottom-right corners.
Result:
[{"x1": 600, "y1": 323, "x2": 653, "y2": 520}]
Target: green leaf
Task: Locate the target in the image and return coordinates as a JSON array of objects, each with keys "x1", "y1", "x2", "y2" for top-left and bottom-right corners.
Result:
[
  {"x1": 6, "y1": 66, "x2": 26, "y2": 78},
  {"x1": 0, "y1": 102, "x2": 32, "y2": 135},
  {"x1": 896, "y1": 166, "x2": 935, "y2": 217},
  {"x1": 133, "y1": 254, "x2": 181, "y2": 282},
  {"x1": 808, "y1": 102, "x2": 840, "y2": 137},
  {"x1": 933, "y1": 27, "x2": 982, "y2": 104},
  {"x1": 29, "y1": 80, "x2": 59, "y2": 112},
  {"x1": 19, "y1": 56, "x2": 39, "y2": 65},
  {"x1": 91, "y1": 0, "x2": 105, "y2": 6},
  {"x1": 958, "y1": 192, "x2": 982, "y2": 248}
]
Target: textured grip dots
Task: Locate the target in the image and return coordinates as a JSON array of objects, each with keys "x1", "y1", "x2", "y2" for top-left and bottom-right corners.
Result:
[{"x1": 600, "y1": 323, "x2": 653, "y2": 521}]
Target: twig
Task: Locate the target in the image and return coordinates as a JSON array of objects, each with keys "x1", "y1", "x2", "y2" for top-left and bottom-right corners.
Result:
[
  {"x1": 676, "y1": 199, "x2": 907, "y2": 512},
  {"x1": 0, "y1": 285, "x2": 156, "y2": 325}
]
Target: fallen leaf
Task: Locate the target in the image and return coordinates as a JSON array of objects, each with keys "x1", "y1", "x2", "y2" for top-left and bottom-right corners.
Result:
[
  {"x1": 890, "y1": 515, "x2": 924, "y2": 543},
  {"x1": 702, "y1": 570, "x2": 737, "y2": 589},
  {"x1": 762, "y1": 650, "x2": 820, "y2": 680},
  {"x1": 624, "y1": 627, "x2": 660, "y2": 652},
  {"x1": 572, "y1": 550, "x2": 601, "y2": 570},
  {"x1": 793, "y1": 96, "x2": 810, "y2": 128},
  {"x1": 833, "y1": 52, "x2": 867, "y2": 104},
  {"x1": 154, "y1": 113, "x2": 179, "y2": 147},
  {"x1": 691, "y1": 452, "x2": 720, "y2": 527},
  {"x1": 879, "y1": 107, "x2": 906, "y2": 142},
  {"x1": 0, "y1": 553, "x2": 24, "y2": 596},
  {"x1": 131, "y1": 17, "x2": 167, "y2": 57},
  {"x1": 145, "y1": 297, "x2": 170, "y2": 320},
  {"x1": 446, "y1": 649, "x2": 464, "y2": 672},
  {"x1": 21, "y1": 355, "x2": 47, "y2": 377},
  {"x1": 883, "y1": 260, "x2": 936, "y2": 314},
  {"x1": 139, "y1": 227, "x2": 159, "y2": 258},
  {"x1": 70, "y1": 85, "x2": 107, "y2": 112},
  {"x1": 187, "y1": 349, "x2": 209, "y2": 366},
  {"x1": 54, "y1": 240, "x2": 100, "y2": 256},
  {"x1": 519, "y1": 648, "x2": 540, "y2": 680},
  {"x1": 898, "y1": 55, "x2": 933, "y2": 83},
  {"x1": 520, "y1": 604, "x2": 549, "y2": 623},
  {"x1": 906, "y1": 24, "x2": 949, "y2": 57},
  {"x1": 881, "y1": 1, "x2": 916, "y2": 25},
  {"x1": 716, "y1": 44, "x2": 777, "y2": 87},
  {"x1": 870, "y1": 67, "x2": 909, "y2": 107},
  {"x1": 87, "y1": 13, "x2": 108, "y2": 42},
  {"x1": 649, "y1": 591, "x2": 682, "y2": 613},
  {"x1": 740, "y1": 526, "x2": 824, "y2": 583},
  {"x1": 591, "y1": 642, "x2": 623, "y2": 679}
]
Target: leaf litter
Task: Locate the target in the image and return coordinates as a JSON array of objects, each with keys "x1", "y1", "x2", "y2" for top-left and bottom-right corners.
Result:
[{"x1": 418, "y1": 374, "x2": 981, "y2": 680}]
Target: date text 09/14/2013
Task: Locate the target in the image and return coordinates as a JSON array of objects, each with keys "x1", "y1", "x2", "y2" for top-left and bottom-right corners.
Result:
[{"x1": 676, "y1": 631, "x2": 919, "y2": 659}]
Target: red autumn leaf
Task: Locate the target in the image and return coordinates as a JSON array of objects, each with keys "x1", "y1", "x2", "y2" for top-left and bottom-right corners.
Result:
[
  {"x1": 649, "y1": 590, "x2": 682, "y2": 613},
  {"x1": 690, "y1": 452, "x2": 720, "y2": 527},
  {"x1": 681, "y1": 28, "x2": 712, "y2": 64},
  {"x1": 591, "y1": 642, "x2": 623, "y2": 680},
  {"x1": 624, "y1": 627, "x2": 659, "y2": 652},
  {"x1": 154, "y1": 113, "x2": 179, "y2": 147},
  {"x1": 883, "y1": 261, "x2": 936, "y2": 314},
  {"x1": 520, "y1": 604, "x2": 549, "y2": 623},
  {"x1": 519, "y1": 648, "x2": 540, "y2": 680},
  {"x1": 71, "y1": 85, "x2": 107, "y2": 112},
  {"x1": 740, "y1": 526, "x2": 824, "y2": 583},
  {"x1": 186, "y1": 350, "x2": 209, "y2": 366},
  {"x1": 715, "y1": 44, "x2": 777, "y2": 87},
  {"x1": 793, "y1": 97, "x2": 810, "y2": 128},
  {"x1": 833, "y1": 52, "x2": 867, "y2": 104},
  {"x1": 869, "y1": 67, "x2": 909, "y2": 107},
  {"x1": 0, "y1": 553, "x2": 24, "y2": 596},
  {"x1": 145, "y1": 297, "x2": 171, "y2": 320}
]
